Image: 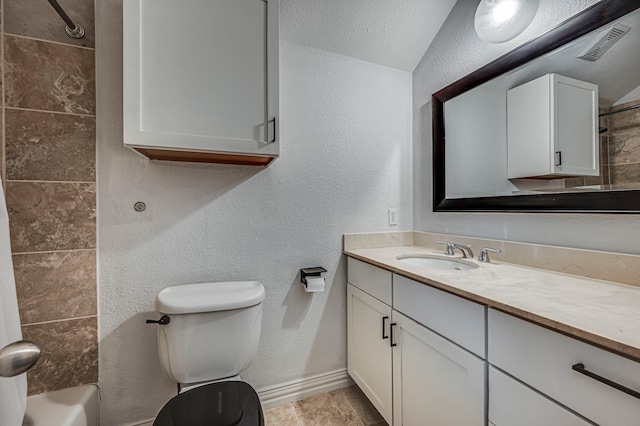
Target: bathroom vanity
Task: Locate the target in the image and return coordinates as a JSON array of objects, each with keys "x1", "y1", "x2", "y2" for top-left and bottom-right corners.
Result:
[{"x1": 345, "y1": 233, "x2": 640, "y2": 426}]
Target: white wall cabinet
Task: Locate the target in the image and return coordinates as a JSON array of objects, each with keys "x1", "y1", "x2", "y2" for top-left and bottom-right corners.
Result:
[
  {"x1": 507, "y1": 73, "x2": 598, "y2": 178},
  {"x1": 123, "y1": 0, "x2": 279, "y2": 166}
]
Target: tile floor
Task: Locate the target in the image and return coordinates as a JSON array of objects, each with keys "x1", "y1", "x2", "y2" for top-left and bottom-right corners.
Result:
[{"x1": 264, "y1": 385, "x2": 388, "y2": 426}]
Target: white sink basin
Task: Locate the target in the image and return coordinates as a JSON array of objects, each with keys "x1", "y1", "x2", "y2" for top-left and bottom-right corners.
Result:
[{"x1": 396, "y1": 255, "x2": 478, "y2": 271}]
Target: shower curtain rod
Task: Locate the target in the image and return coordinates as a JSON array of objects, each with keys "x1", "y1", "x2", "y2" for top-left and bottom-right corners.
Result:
[
  {"x1": 599, "y1": 102, "x2": 640, "y2": 117},
  {"x1": 46, "y1": 0, "x2": 85, "y2": 39}
]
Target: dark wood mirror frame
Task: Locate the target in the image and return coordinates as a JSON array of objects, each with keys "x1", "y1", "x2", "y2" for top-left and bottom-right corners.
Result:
[{"x1": 432, "y1": 0, "x2": 640, "y2": 213}]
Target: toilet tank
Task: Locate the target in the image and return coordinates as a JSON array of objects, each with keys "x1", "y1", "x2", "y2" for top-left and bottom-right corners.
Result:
[{"x1": 155, "y1": 281, "x2": 265, "y2": 385}]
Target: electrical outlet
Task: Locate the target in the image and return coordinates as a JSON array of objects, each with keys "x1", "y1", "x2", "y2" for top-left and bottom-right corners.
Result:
[{"x1": 388, "y1": 208, "x2": 398, "y2": 226}]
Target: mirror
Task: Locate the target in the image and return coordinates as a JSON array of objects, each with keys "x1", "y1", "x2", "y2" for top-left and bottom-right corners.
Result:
[{"x1": 433, "y1": 1, "x2": 640, "y2": 212}]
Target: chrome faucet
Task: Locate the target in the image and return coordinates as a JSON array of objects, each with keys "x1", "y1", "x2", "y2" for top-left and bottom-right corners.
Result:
[
  {"x1": 478, "y1": 247, "x2": 501, "y2": 263},
  {"x1": 436, "y1": 240, "x2": 455, "y2": 256},
  {"x1": 452, "y1": 243, "x2": 474, "y2": 259}
]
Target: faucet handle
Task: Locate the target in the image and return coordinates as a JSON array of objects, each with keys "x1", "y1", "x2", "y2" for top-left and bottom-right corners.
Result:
[
  {"x1": 436, "y1": 240, "x2": 455, "y2": 255},
  {"x1": 478, "y1": 247, "x2": 501, "y2": 263}
]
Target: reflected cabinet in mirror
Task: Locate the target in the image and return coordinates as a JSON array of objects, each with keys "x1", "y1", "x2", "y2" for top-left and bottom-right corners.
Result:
[{"x1": 433, "y1": 1, "x2": 640, "y2": 212}]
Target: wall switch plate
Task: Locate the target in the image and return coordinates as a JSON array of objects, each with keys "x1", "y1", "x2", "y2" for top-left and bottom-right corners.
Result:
[{"x1": 388, "y1": 208, "x2": 398, "y2": 226}]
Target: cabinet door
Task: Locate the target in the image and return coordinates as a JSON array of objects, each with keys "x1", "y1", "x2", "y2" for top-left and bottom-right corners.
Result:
[
  {"x1": 123, "y1": 0, "x2": 279, "y2": 163},
  {"x1": 392, "y1": 310, "x2": 485, "y2": 426},
  {"x1": 489, "y1": 367, "x2": 591, "y2": 426},
  {"x1": 347, "y1": 284, "x2": 392, "y2": 424},
  {"x1": 554, "y1": 76, "x2": 599, "y2": 176},
  {"x1": 507, "y1": 73, "x2": 598, "y2": 178}
]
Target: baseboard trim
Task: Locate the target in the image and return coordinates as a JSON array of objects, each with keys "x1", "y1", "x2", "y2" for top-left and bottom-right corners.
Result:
[{"x1": 257, "y1": 369, "x2": 354, "y2": 410}]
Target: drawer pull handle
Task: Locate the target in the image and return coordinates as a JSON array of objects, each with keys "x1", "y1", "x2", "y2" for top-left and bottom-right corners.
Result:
[
  {"x1": 572, "y1": 363, "x2": 640, "y2": 400},
  {"x1": 382, "y1": 316, "x2": 389, "y2": 339},
  {"x1": 390, "y1": 323, "x2": 397, "y2": 347}
]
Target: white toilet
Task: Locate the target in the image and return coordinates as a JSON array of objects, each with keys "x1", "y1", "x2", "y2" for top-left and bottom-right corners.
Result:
[{"x1": 148, "y1": 281, "x2": 266, "y2": 426}]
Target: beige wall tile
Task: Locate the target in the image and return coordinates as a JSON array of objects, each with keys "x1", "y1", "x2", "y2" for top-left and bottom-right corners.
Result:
[
  {"x1": 599, "y1": 133, "x2": 609, "y2": 166},
  {"x1": 608, "y1": 100, "x2": 640, "y2": 134},
  {"x1": 14, "y1": 250, "x2": 96, "y2": 324},
  {"x1": 6, "y1": 181, "x2": 96, "y2": 252},
  {"x1": 4, "y1": 35, "x2": 95, "y2": 114},
  {"x1": 1, "y1": 107, "x2": 4, "y2": 183},
  {"x1": 22, "y1": 316, "x2": 98, "y2": 395},
  {"x1": 609, "y1": 163, "x2": 640, "y2": 187},
  {"x1": 3, "y1": 1, "x2": 97, "y2": 396},
  {"x1": 6, "y1": 109, "x2": 95, "y2": 181},
  {"x1": 608, "y1": 130, "x2": 640, "y2": 166},
  {"x1": 344, "y1": 232, "x2": 412, "y2": 250},
  {"x1": 4, "y1": 0, "x2": 95, "y2": 48},
  {"x1": 412, "y1": 231, "x2": 640, "y2": 287}
]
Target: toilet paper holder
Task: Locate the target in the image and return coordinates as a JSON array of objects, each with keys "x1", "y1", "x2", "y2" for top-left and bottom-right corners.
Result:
[{"x1": 300, "y1": 267, "x2": 327, "y2": 288}]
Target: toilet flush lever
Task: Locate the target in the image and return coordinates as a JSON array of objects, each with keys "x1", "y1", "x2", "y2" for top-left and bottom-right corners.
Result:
[{"x1": 146, "y1": 315, "x2": 171, "y2": 325}]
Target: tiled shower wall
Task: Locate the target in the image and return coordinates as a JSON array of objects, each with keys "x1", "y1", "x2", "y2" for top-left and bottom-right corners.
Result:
[
  {"x1": 602, "y1": 99, "x2": 640, "y2": 187},
  {"x1": 2, "y1": 0, "x2": 97, "y2": 394}
]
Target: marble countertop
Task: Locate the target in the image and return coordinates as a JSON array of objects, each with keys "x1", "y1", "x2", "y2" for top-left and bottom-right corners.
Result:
[{"x1": 344, "y1": 245, "x2": 640, "y2": 362}]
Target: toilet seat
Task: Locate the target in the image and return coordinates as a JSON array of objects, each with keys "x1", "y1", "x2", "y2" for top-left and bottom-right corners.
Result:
[{"x1": 153, "y1": 381, "x2": 264, "y2": 426}]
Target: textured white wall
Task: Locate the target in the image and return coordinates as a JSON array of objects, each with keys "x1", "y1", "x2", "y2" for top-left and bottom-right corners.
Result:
[
  {"x1": 413, "y1": 0, "x2": 640, "y2": 254},
  {"x1": 280, "y1": 0, "x2": 456, "y2": 71},
  {"x1": 96, "y1": 1, "x2": 412, "y2": 424}
]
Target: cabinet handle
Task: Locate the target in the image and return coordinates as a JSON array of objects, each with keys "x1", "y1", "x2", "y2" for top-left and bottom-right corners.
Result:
[
  {"x1": 268, "y1": 117, "x2": 276, "y2": 143},
  {"x1": 572, "y1": 363, "x2": 640, "y2": 400},
  {"x1": 390, "y1": 323, "x2": 397, "y2": 347},
  {"x1": 382, "y1": 316, "x2": 389, "y2": 339}
]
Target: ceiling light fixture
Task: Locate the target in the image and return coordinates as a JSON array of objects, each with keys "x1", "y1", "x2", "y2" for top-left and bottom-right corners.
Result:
[{"x1": 474, "y1": 0, "x2": 539, "y2": 43}]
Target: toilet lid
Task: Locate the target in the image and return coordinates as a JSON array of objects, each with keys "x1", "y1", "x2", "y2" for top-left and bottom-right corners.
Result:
[{"x1": 153, "y1": 381, "x2": 264, "y2": 426}]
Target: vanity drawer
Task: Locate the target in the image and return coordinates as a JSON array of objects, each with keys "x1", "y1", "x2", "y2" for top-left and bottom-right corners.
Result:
[
  {"x1": 489, "y1": 309, "x2": 640, "y2": 426},
  {"x1": 347, "y1": 257, "x2": 392, "y2": 305},
  {"x1": 393, "y1": 274, "x2": 486, "y2": 358},
  {"x1": 489, "y1": 366, "x2": 591, "y2": 426}
]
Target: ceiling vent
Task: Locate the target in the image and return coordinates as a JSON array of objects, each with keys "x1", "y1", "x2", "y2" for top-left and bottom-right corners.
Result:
[{"x1": 577, "y1": 23, "x2": 631, "y2": 61}]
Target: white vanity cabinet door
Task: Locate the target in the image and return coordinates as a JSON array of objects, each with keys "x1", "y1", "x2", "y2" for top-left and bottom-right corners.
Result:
[
  {"x1": 123, "y1": 0, "x2": 279, "y2": 165},
  {"x1": 392, "y1": 310, "x2": 485, "y2": 426},
  {"x1": 347, "y1": 284, "x2": 393, "y2": 424},
  {"x1": 489, "y1": 367, "x2": 591, "y2": 426},
  {"x1": 507, "y1": 73, "x2": 598, "y2": 178}
]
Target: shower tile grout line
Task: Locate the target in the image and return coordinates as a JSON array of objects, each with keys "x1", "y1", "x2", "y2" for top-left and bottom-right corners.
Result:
[
  {"x1": 7, "y1": 179, "x2": 96, "y2": 184},
  {"x1": 3, "y1": 32, "x2": 95, "y2": 51},
  {"x1": 5, "y1": 105, "x2": 96, "y2": 118},
  {"x1": 22, "y1": 314, "x2": 97, "y2": 327},
  {"x1": 12, "y1": 248, "x2": 96, "y2": 256}
]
